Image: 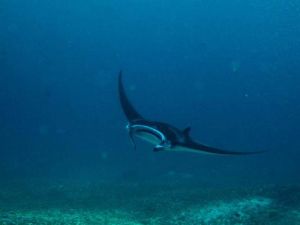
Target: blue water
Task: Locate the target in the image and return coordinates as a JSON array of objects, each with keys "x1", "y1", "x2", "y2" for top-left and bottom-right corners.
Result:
[{"x1": 1, "y1": 0, "x2": 300, "y2": 189}]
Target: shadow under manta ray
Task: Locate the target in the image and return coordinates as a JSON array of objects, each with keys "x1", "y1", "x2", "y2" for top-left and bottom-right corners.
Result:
[{"x1": 118, "y1": 71, "x2": 264, "y2": 155}]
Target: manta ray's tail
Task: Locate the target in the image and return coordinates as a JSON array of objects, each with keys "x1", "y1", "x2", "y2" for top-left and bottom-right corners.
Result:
[{"x1": 118, "y1": 71, "x2": 144, "y2": 122}]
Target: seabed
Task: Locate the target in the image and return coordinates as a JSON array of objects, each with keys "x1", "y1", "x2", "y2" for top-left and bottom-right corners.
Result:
[{"x1": 0, "y1": 181, "x2": 300, "y2": 225}]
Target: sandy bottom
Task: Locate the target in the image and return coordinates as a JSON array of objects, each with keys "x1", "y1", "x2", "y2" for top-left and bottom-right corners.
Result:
[{"x1": 0, "y1": 181, "x2": 300, "y2": 225}]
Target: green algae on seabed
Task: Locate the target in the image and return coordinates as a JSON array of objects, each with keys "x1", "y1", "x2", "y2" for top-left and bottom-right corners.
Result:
[
  {"x1": 0, "y1": 209, "x2": 143, "y2": 225},
  {"x1": 1, "y1": 184, "x2": 300, "y2": 225},
  {"x1": 0, "y1": 198, "x2": 288, "y2": 225},
  {"x1": 170, "y1": 197, "x2": 274, "y2": 225}
]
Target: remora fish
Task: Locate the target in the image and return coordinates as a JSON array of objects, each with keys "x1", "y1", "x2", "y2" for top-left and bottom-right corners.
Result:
[{"x1": 118, "y1": 71, "x2": 263, "y2": 155}]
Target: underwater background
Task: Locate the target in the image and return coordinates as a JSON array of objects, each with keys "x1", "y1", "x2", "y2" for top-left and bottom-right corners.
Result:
[{"x1": 1, "y1": 0, "x2": 300, "y2": 224}]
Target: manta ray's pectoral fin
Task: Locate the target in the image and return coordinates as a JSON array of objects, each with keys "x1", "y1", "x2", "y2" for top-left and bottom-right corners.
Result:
[
  {"x1": 119, "y1": 71, "x2": 144, "y2": 122},
  {"x1": 178, "y1": 140, "x2": 265, "y2": 155}
]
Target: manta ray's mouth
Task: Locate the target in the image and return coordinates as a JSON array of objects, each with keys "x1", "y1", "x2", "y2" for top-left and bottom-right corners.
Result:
[
  {"x1": 127, "y1": 124, "x2": 166, "y2": 142},
  {"x1": 126, "y1": 124, "x2": 171, "y2": 148}
]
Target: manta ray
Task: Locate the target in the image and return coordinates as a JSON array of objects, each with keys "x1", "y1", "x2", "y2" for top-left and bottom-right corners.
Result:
[{"x1": 118, "y1": 71, "x2": 263, "y2": 155}]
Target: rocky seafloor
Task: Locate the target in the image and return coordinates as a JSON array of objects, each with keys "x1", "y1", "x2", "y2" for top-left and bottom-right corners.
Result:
[{"x1": 0, "y1": 181, "x2": 300, "y2": 225}]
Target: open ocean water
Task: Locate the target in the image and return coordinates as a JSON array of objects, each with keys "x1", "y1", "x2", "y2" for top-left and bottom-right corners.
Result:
[{"x1": 1, "y1": 0, "x2": 300, "y2": 224}]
